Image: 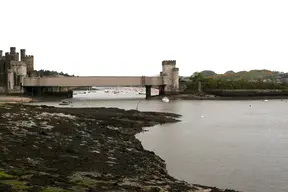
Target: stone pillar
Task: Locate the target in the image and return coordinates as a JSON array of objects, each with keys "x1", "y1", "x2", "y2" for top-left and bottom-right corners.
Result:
[
  {"x1": 38, "y1": 87, "x2": 44, "y2": 96},
  {"x1": 198, "y1": 81, "x2": 202, "y2": 93},
  {"x1": 159, "y1": 85, "x2": 165, "y2": 96},
  {"x1": 31, "y1": 87, "x2": 34, "y2": 96},
  {"x1": 68, "y1": 90, "x2": 73, "y2": 98},
  {"x1": 145, "y1": 85, "x2": 152, "y2": 99}
]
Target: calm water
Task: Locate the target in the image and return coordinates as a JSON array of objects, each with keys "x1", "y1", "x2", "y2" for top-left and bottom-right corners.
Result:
[{"x1": 33, "y1": 94, "x2": 288, "y2": 192}]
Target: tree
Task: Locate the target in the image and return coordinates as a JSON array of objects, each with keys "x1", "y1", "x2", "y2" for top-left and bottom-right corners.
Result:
[
  {"x1": 200, "y1": 70, "x2": 217, "y2": 77},
  {"x1": 190, "y1": 72, "x2": 204, "y2": 82}
]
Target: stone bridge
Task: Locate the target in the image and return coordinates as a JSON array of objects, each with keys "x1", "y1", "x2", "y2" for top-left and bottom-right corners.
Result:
[{"x1": 22, "y1": 60, "x2": 180, "y2": 98}]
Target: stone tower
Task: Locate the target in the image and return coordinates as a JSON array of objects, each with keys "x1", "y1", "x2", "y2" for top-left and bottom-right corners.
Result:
[
  {"x1": 161, "y1": 60, "x2": 179, "y2": 93},
  {"x1": 20, "y1": 49, "x2": 34, "y2": 74}
]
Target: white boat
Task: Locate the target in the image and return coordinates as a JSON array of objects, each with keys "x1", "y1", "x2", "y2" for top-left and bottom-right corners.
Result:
[{"x1": 162, "y1": 97, "x2": 169, "y2": 103}]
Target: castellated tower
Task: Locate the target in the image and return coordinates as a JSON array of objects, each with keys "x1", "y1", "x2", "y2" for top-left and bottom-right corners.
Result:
[
  {"x1": 0, "y1": 47, "x2": 34, "y2": 93},
  {"x1": 161, "y1": 60, "x2": 179, "y2": 93},
  {"x1": 20, "y1": 49, "x2": 34, "y2": 73}
]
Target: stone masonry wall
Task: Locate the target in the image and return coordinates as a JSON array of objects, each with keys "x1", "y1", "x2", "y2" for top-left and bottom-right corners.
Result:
[
  {"x1": 172, "y1": 68, "x2": 179, "y2": 92},
  {"x1": 162, "y1": 60, "x2": 176, "y2": 92}
]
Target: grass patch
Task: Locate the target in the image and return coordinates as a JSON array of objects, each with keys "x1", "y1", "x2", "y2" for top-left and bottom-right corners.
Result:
[
  {"x1": 0, "y1": 180, "x2": 31, "y2": 190},
  {"x1": 0, "y1": 171, "x2": 14, "y2": 179},
  {"x1": 41, "y1": 187, "x2": 70, "y2": 192},
  {"x1": 74, "y1": 178, "x2": 96, "y2": 187}
]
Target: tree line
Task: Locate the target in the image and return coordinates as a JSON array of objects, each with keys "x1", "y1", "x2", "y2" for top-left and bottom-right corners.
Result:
[
  {"x1": 183, "y1": 72, "x2": 288, "y2": 91},
  {"x1": 29, "y1": 70, "x2": 75, "y2": 77}
]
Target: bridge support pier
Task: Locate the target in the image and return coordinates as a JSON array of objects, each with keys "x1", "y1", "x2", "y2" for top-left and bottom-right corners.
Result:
[
  {"x1": 159, "y1": 85, "x2": 165, "y2": 96},
  {"x1": 145, "y1": 85, "x2": 152, "y2": 99}
]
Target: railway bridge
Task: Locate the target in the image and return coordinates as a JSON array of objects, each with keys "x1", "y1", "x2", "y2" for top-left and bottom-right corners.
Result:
[{"x1": 22, "y1": 60, "x2": 180, "y2": 98}]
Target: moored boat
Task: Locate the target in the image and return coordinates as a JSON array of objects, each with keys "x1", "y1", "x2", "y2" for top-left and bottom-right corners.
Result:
[{"x1": 59, "y1": 100, "x2": 72, "y2": 105}]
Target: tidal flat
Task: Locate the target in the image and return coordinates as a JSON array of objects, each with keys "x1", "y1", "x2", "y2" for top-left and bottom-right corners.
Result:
[{"x1": 0, "y1": 103, "x2": 239, "y2": 192}]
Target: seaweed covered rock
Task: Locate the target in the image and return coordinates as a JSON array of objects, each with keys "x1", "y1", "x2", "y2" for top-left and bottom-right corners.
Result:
[{"x1": 0, "y1": 103, "x2": 239, "y2": 192}]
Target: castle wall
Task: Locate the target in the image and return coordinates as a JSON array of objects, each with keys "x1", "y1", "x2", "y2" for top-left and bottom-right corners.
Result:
[
  {"x1": 0, "y1": 60, "x2": 6, "y2": 86},
  {"x1": 14, "y1": 53, "x2": 19, "y2": 61},
  {"x1": 10, "y1": 61, "x2": 27, "y2": 87},
  {"x1": 10, "y1": 61, "x2": 27, "y2": 76},
  {"x1": 0, "y1": 51, "x2": 4, "y2": 90}
]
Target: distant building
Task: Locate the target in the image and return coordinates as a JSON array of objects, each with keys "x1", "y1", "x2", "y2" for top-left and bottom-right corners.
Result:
[{"x1": 0, "y1": 47, "x2": 34, "y2": 92}]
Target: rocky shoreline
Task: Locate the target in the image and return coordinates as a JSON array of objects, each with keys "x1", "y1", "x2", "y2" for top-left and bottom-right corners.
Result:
[{"x1": 0, "y1": 103, "x2": 240, "y2": 191}]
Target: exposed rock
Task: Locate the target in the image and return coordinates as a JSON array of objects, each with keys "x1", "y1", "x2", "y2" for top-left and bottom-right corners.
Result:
[{"x1": 0, "y1": 103, "x2": 240, "y2": 192}]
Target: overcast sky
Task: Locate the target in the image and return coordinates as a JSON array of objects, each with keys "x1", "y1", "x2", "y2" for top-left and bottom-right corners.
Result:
[{"x1": 1, "y1": 0, "x2": 288, "y2": 76}]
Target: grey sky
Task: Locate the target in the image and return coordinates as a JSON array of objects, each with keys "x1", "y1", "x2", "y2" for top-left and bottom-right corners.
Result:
[{"x1": 2, "y1": 0, "x2": 288, "y2": 76}]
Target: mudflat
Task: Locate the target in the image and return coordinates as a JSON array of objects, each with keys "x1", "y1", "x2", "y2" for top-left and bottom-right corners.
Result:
[
  {"x1": 0, "y1": 96, "x2": 32, "y2": 103},
  {"x1": 0, "y1": 103, "x2": 239, "y2": 192}
]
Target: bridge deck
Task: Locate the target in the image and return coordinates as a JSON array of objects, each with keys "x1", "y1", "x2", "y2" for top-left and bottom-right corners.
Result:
[{"x1": 23, "y1": 76, "x2": 163, "y2": 87}]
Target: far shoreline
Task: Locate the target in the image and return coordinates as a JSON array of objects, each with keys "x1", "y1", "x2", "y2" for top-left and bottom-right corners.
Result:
[
  {"x1": 148, "y1": 94, "x2": 288, "y2": 101},
  {"x1": 2, "y1": 92, "x2": 288, "y2": 104}
]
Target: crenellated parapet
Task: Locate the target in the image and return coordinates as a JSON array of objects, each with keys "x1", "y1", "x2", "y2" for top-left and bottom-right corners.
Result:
[
  {"x1": 24, "y1": 55, "x2": 34, "y2": 58},
  {"x1": 162, "y1": 60, "x2": 176, "y2": 66}
]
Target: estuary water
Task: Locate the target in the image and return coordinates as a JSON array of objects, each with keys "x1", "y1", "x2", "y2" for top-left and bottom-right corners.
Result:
[{"x1": 33, "y1": 92, "x2": 288, "y2": 192}]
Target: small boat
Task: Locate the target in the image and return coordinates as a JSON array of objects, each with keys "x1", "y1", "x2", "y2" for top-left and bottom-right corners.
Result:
[
  {"x1": 113, "y1": 91, "x2": 120, "y2": 94},
  {"x1": 59, "y1": 100, "x2": 72, "y2": 105},
  {"x1": 162, "y1": 97, "x2": 169, "y2": 103}
]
